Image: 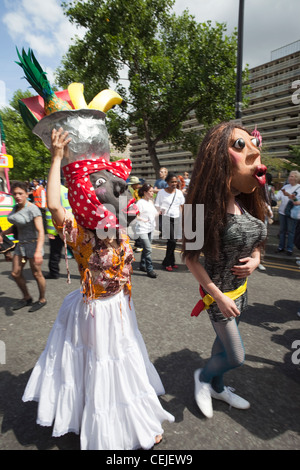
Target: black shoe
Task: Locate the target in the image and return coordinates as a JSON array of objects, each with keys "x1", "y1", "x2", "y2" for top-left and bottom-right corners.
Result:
[
  {"x1": 139, "y1": 267, "x2": 147, "y2": 272},
  {"x1": 28, "y1": 300, "x2": 47, "y2": 312},
  {"x1": 45, "y1": 273, "x2": 59, "y2": 279},
  {"x1": 147, "y1": 270, "x2": 157, "y2": 278},
  {"x1": 276, "y1": 248, "x2": 284, "y2": 253},
  {"x1": 12, "y1": 298, "x2": 33, "y2": 311},
  {"x1": 287, "y1": 251, "x2": 293, "y2": 256}
]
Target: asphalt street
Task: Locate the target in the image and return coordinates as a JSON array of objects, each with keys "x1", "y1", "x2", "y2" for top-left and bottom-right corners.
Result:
[{"x1": 0, "y1": 228, "x2": 299, "y2": 451}]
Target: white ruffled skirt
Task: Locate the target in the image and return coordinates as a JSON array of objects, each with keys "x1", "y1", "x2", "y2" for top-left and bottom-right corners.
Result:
[{"x1": 22, "y1": 289, "x2": 174, "y2": 450}]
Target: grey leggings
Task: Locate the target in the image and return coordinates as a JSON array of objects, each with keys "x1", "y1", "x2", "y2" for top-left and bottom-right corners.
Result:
[{"x1": 200, "y1": 317, "x2": 245, "y2": 393}]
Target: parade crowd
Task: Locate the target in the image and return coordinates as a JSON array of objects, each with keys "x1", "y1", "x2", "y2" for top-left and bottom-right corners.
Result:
[{"x1": 0, "y1": 131, "x2": 300, "y2": 451}]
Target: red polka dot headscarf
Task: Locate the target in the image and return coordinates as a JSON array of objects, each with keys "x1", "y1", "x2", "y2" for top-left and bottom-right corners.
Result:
[{"x1": 63, "y1": 157, "x2": 133, "y2": 230}]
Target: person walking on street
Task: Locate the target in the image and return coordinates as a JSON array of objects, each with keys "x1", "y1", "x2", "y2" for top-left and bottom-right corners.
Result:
[
  {"x1": 0, "y1": 181, "x2": 46, "y2": 311},
  {"x1": 135, "y1": 183, "x2": 158, "y2": 278},
  {"x1": 155, "y1": 172, "x2": 185, "y2": 271},
  {"x1": 22, "y1": 127, "x2": 174, "y2": 449},
  {"x1": 182, "y1": 122, "x2": 267, "y2": 418}
]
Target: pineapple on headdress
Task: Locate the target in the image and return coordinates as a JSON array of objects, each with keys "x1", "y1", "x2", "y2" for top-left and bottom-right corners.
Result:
[{"x1": 16, "y1": 48, "x2": 73, "y2": 129}]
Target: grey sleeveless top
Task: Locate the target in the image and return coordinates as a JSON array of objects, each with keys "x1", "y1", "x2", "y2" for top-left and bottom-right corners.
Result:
[
  {"x1": 8, "y1": 203, "x2": 42, "y2": 242},
  {"x1": 204, "y1": 208, "x2": 267, "y2": 322}
]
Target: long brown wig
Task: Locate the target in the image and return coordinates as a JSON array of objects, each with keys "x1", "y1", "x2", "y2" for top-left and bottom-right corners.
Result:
[{"x1": 182, "y1": 122, "x2": 266, "y2": 261}]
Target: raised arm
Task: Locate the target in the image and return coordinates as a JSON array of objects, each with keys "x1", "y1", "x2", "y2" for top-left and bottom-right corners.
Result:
[{"x1": 47, "y1": 128, "x2": 71, "y2": 227}]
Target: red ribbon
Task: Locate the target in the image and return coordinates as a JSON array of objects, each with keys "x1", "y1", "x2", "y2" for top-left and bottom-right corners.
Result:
[{"x1": 191, "y1": 285, "x2": 206, "y2": 317}]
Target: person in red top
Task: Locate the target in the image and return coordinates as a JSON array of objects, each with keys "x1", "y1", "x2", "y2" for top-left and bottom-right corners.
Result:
[{"x1": 32, "y1": 179, "x2": 47, "y2": 231}]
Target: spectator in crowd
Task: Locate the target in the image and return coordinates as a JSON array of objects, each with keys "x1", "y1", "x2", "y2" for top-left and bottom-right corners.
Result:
[
  {"x1": 154, "y1": 167, "x2": 168, "y2": 193},
  {"x1": 183, "y1": 171, "x2": 190, "y2": 189},
  {"x1": 135, "y1": 183, "x2": 158, "y2": 278},
  {"x1": 45, "y1": 183, "x2": 72, "y2": 279},
  {"x1": 274, "y1": 170, "x2": 300, "y2": 255},
  {"x1": 128, "y1": 176, "x2": 143, "y2": 252},
  {"x1": 128, "y1": 176, "x2": 141, "y2": 200},
  {"x1": 32, "y1": 178, "x2": 47, "y2": 232},
  {"x1": 155, "y1": 172, "x2": 185, "y2": 271},
  {"x1": 177, "y1": 175, "x2": 187, "y2": 196}
]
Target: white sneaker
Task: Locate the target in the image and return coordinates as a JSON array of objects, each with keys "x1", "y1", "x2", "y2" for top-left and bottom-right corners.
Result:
[
  {"x1": 258, "y1": 264, "x2": 266, "y2": 271},
  {"x1": 209, "y1": 385, "x2": 250, "y2": 410},
  {"x1": 194, "y1": 369, "x2": 213, "y2": 418}
]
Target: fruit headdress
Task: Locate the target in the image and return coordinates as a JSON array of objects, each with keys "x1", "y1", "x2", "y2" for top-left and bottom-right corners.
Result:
[{"x1": 16, "y1": 48, "x2": 136, "y2": 231}]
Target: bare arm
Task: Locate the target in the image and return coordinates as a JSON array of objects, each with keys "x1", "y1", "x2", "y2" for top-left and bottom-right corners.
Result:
[
  {"x1": 47, "y1": 128, "x2": 71, "y2": 227},
  {"x1": 282, "y1": 189, "x2": 297, "y2": 200},
  {"x1": 185, "y1": 257, "x2": 241, "y2": 319},
  {"x1": 33, "y1": 215, "x2": 44, "y2": 265},
  {"x1": 0, "y1": 226, "x2": 15, "y2": 243}
]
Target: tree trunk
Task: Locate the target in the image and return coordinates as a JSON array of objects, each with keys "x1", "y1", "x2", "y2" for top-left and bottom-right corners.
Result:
[
  {"x1": 144, "y1": 134, "x2": 161, "y2": 179},
  {"x1": 148, "y1": 145, "x2": 161, "y2": 179}
]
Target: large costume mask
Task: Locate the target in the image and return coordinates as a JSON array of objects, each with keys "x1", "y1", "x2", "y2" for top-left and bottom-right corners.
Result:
[
  {"x1": 16, "y1": 48, "x2": 138, "y2": 232},
  {"x1": 229, "y1": 128, "x2": 267, "y2": 194},
  {"x1": 63, "y1": 160, "x2": 136, "y2": 231}
]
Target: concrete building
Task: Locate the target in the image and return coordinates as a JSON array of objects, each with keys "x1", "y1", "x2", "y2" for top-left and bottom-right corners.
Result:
[
  {"x1": 109, "y1": 140, "x2": 130, "y2": 161},
  {"x1": 242, "y1": 40, "x2": 300, "y2": 168},
  {"x1": 129, "y1": 114, "x2": 200, "y2": 182},
  {"x1": 129, "y1": 40, "x2": 300, "y2": 183}
]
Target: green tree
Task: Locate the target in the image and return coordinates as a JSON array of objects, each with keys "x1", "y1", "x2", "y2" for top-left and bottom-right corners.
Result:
[
  {"x1": 0, "y1": 90, "x2": 51, "y2": 181},
  {"x1": 58, "y1": 0, "x2": 241, "y2": 176},
  {"x1": 289, "y1": 145, "x2": 300, "y2": 169}
]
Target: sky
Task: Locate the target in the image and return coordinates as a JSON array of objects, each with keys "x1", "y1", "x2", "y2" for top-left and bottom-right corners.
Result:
[{"x1": 0, "y1": 0, "x2": 300, "y2": 109}]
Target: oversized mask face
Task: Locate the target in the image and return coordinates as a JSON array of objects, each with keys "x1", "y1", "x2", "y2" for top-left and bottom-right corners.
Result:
[
  {"x1": 89, "y1": 170, "x2": 137, "y2": 228},
  {"x1": 229, "y1": 129, "x2": 267, "y2": 194},
  {"x1": 64, "y1": 158, "x2": 139, "y2": 234}
]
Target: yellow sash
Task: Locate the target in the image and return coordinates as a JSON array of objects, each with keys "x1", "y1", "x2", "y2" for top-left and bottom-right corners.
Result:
[{"x1": 202, "y1": 279, "x2": 248, "y2": 311}]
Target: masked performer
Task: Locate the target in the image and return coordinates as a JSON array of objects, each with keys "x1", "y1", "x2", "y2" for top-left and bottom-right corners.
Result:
[
  {"x1": 182, "y1": 122, "x2": 267, "y2": 419},
  {"x1": 18, "y1": 49, "x2": 174, "y2": 450}
]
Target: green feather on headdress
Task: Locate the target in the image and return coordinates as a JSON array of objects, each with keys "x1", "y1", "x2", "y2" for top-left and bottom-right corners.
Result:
[{"x1": 15, "y1": 47, "x2": 72, "y2": 121}]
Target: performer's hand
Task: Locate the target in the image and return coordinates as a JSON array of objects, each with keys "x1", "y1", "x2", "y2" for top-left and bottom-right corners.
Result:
[
  {"x1": 231, "y1": 257, "x2": 258, "y2": 278},
  {"x1": 216, "y1": 294, "x2": 241, "y2": 318},
  {"x1": 51, "y1": 127, "x2": 71, "y2": 161}
]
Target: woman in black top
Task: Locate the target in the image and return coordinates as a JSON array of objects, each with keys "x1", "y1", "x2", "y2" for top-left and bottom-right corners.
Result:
[{"x1": 182, "y1": 122, "x2": 267, "y2": 418}]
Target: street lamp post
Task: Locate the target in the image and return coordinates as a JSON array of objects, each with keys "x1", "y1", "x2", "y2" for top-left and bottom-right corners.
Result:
[{"x1": 235, "y1": 0, "x2": 244, "y2": 120}]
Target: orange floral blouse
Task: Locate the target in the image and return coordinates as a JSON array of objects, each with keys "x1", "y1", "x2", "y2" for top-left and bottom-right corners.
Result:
[{"x1": 55, "y1": 212, "x2": 134, "y2": 301}]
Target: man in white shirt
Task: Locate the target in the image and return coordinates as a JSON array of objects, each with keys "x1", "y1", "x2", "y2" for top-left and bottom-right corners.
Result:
[{"x1": 155, "y1": 173, "x2": 185, "y2": 270}]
